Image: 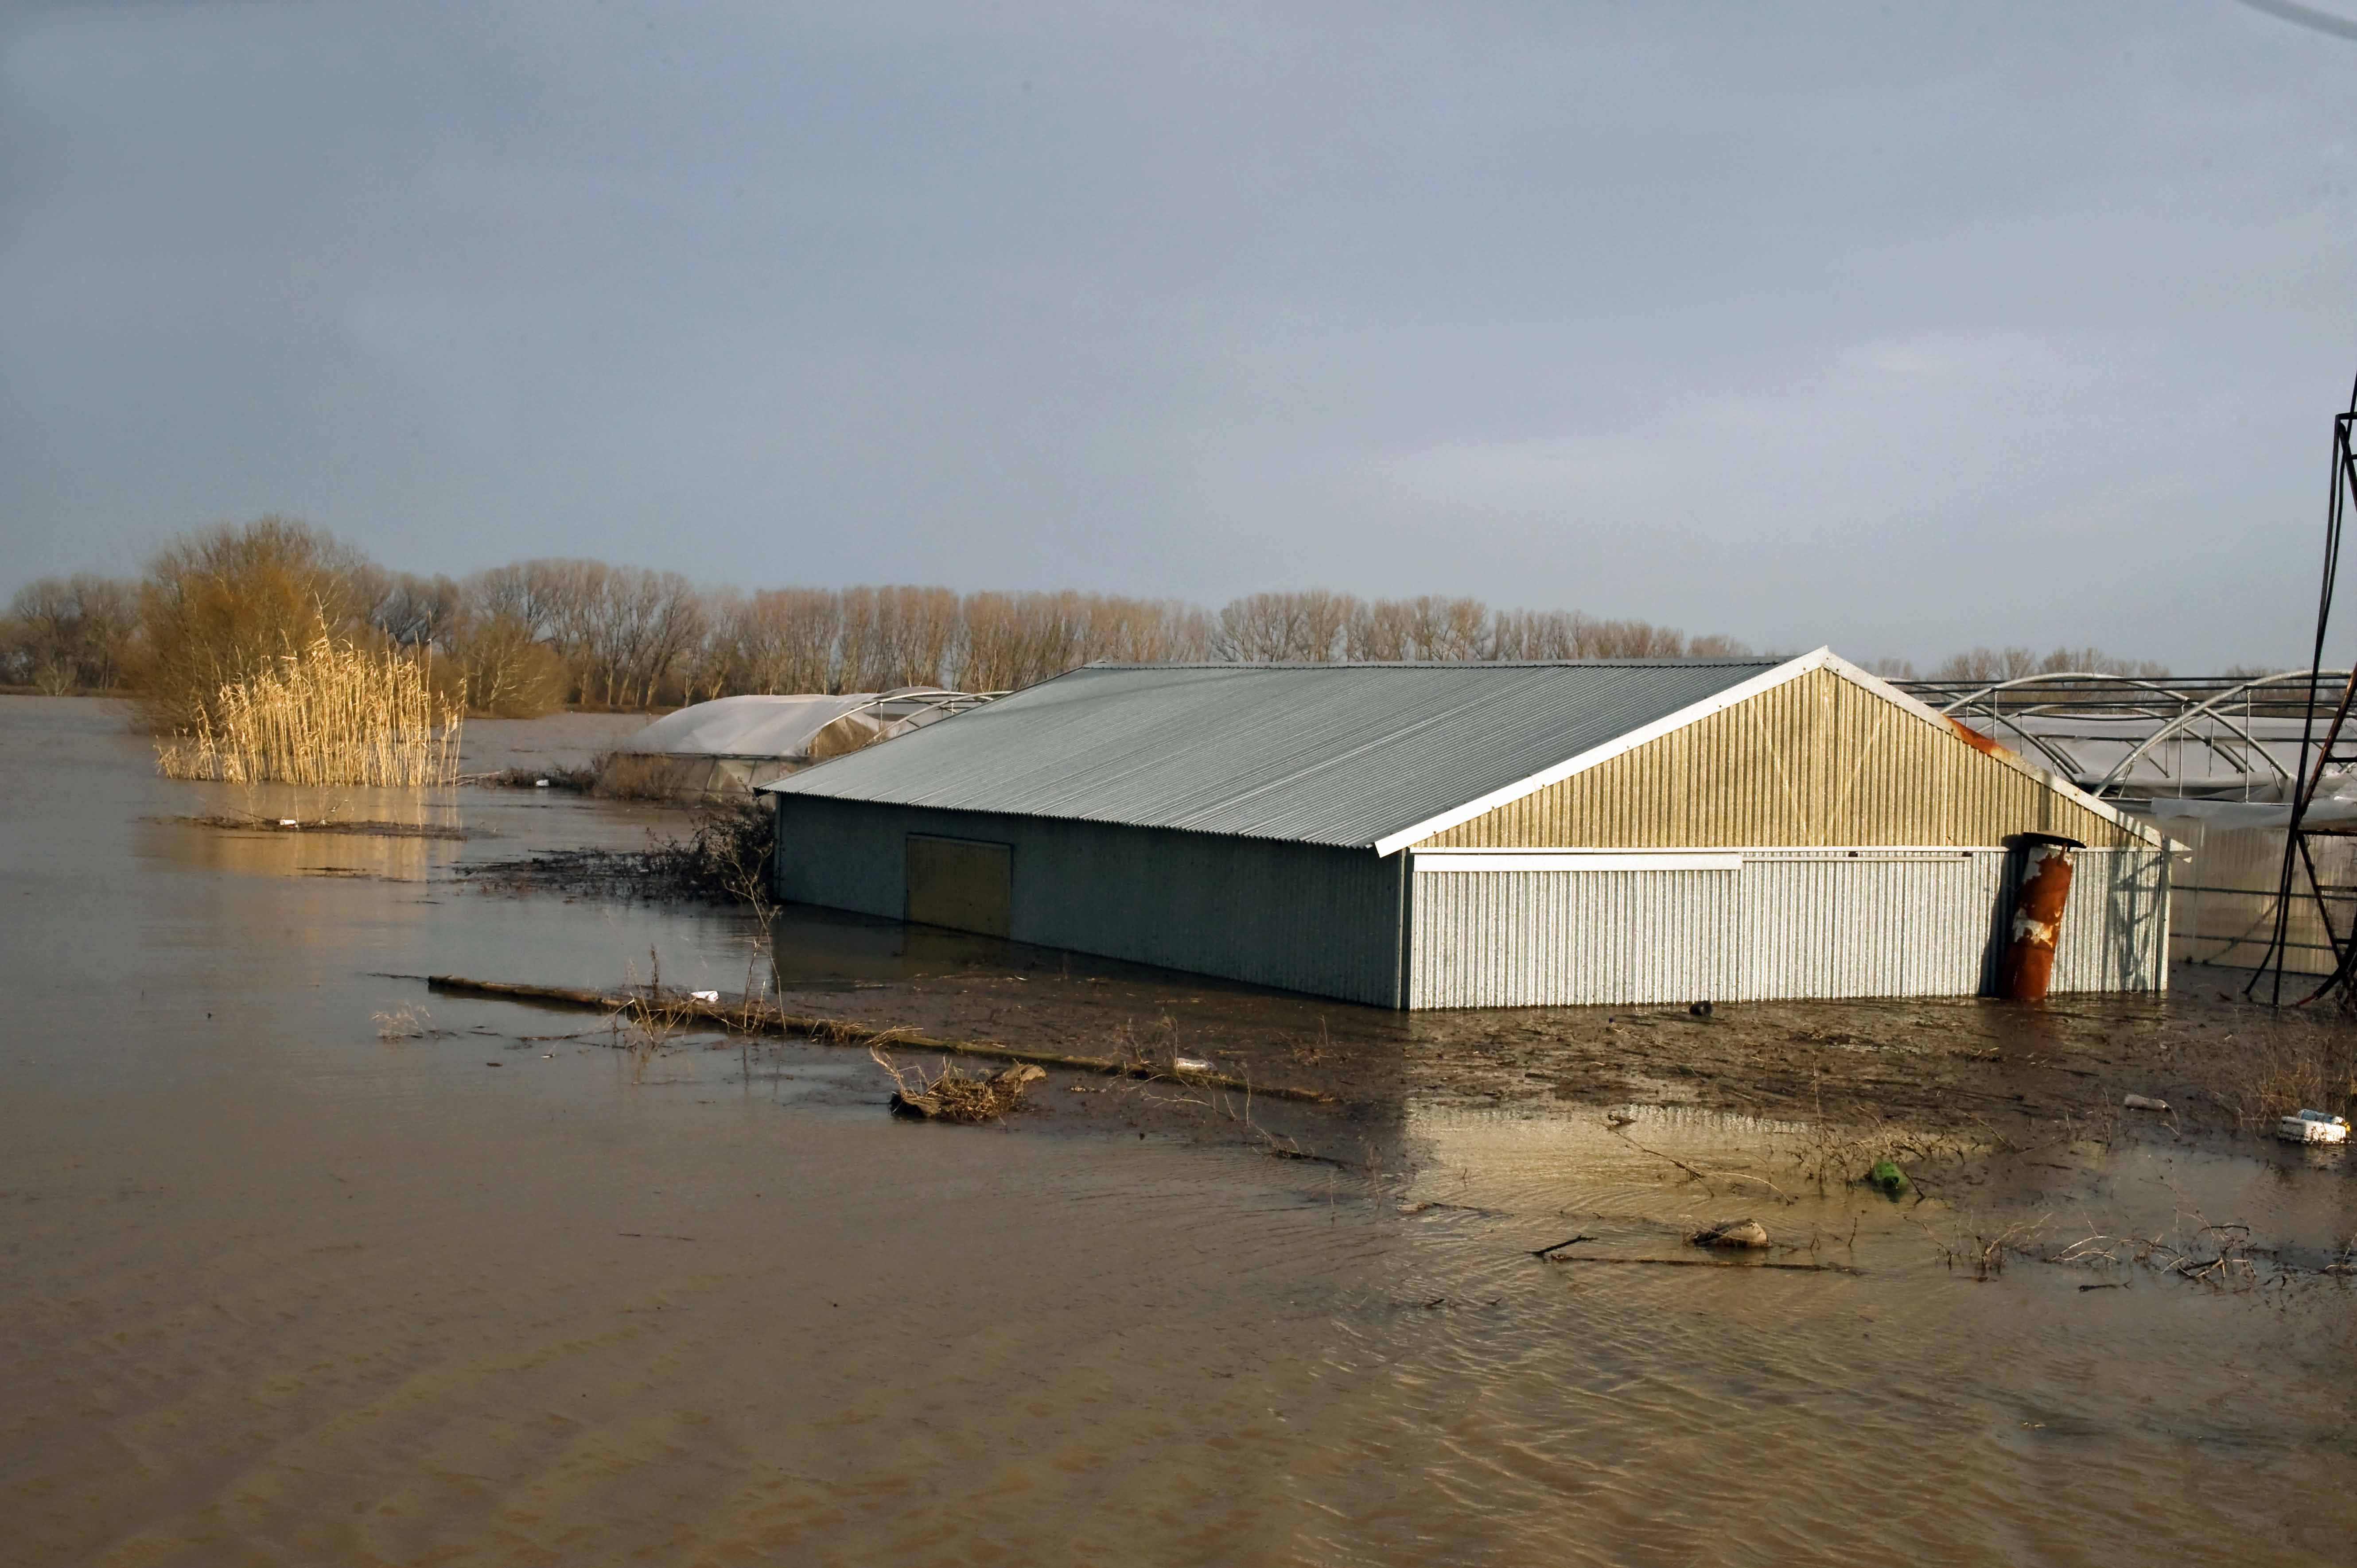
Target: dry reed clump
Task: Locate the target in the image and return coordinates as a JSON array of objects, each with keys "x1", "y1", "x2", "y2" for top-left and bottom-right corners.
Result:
[
  {"x1": 154, "y1": 636, "x2": 463, "y2": 787},
  {"x1": 872, "y1": 1046, "x2": 1046, "y2": 1122}
]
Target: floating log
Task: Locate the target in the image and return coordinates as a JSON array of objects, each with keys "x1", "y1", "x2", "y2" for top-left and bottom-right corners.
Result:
[
  {"x1": 424, "y1": 974, "x2": 1335, "y2": 1103},
  {"x1": 1546, "y1": 1254, "x2": 1863, "y2": 1275}
]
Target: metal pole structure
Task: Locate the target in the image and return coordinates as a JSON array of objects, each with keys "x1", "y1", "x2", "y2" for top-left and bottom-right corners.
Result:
[{"x1": 2251, "y1": 373, "x2": 2357, "y2": 1002}]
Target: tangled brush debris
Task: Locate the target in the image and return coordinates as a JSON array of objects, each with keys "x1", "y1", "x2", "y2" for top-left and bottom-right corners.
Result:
[{"x1": 873, "y1": 1047, "x2": 1047, "y2": 1122}]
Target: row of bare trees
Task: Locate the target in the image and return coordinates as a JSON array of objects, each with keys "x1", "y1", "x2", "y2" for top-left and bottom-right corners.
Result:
[
  {"x1": 1208, "y1": 592, "x2": 1746, "y2": 664},
  {"x1": 1, "y1": 574, "x2": 139, "y2": 694},
  {"x1": 1874, "y1": 645, "x2": 2175, "y2": 683},
  {"x1": 3, "y1": 517, "x2": 2175, "y2": 719}
]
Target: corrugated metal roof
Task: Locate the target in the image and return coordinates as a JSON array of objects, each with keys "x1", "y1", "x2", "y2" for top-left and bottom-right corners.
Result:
[{"x1": 763, "y1": 660, "x2": 1781, "y2": 849}]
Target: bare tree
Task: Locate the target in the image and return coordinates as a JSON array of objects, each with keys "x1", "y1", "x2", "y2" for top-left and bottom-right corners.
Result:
[
  {"x1": 1405, "y1": 596, "x2": 1490, "y2": 661},
  {"x1": 586, "y1": 568, "x2": 708, "y2": 708},
  {"x1": 1216, "y1": 591, "x2": 1359, "y2": 661},
  {"x1": 1346, "y1": 598, "x2": 1416, "y2": 661},
  {"x1": 448, "y1": 608, "x2": 568, "y2": 716},
  {"x1": 836, "y1": 586, "x2": 880, "y2": 691},
  {"x1": 1295, "y1": 590, "x2": 1357, "y2": 662},
  {"x1": 1153, "y1": 600, "x2": 1217, "y2": 663},
  {"x1": 768, "y1": 589, "x2": 847, "y2": 691},
  {"x1": 702, "y1": 587, "x2": 844, "y2": 694},
  {"x1": 959, "y1": 590, "x2": 1083, "y2": 691},
  {"x1": 1217, "y1": 593, "x2": 1301, "y2": 661},
  {"x1": 1571, "y1": 615, "x2": 1685, "y2": 659},
  {"x1": 871, "y1": 585, "x2": 960, "y2": 689},
  {"x1": 369, "y1": 573, "x2": 464, "y2": 650},
  {"x1": 467, "y1": 563, "x2": 556, "y2": 637},
  {"x1": 1490, "y1": 608, "x2": 1576, "y2": 660},
  {"x1": 7, "y1": 574, "x2": 139, "y2": 692},
  {"x1": 1929, "y1": 645, "x2": 2169, "y2": 683},
  {"x1": 1086, "y1": 595, "x2": 1212, "y2": 666},
  {"x1": 517, "y1": 559, "x2": 612, "y2": 703},
  {"x1": 135, "y1": 517, "x2": 378, "y2": 729}
]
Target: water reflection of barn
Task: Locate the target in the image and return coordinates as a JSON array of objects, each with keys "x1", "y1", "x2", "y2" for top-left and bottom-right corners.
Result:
[{"x1": 763, "y1": 651, "x2": 2171, "y2": 1009}]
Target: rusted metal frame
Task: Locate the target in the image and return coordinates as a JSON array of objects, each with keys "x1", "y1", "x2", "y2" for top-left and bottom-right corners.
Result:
[
  {"x1": 1997, "y1": 701, "x2": 2177, "y2": 719},
  {"x1": 1926, "y1": 672, "x2": 2198, "y2": 717},
  {"x1": 1906, "y1": 672, "x2": 2321, "y2": 712},
  {"x1": 1913, "y1": 671, "x2": 2343, "y2": 799},
  {"x1": 1916, "y1": 671, "x2": 2338, "y2": 722},
  {"x1": 2089, "y1": 687, "x2": 2318, "y2": 795},
  {"x1": 2093, "y1": 672, "x2": 2346, "y2": 794},
  {"x1": 1997, "y1": 709, "x2": 2212, "y2": 790}
]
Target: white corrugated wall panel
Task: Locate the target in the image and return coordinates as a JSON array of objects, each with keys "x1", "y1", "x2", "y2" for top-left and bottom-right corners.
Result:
[
  {"x1": 2048, "y1": 848, "x2": 2170, "y2": 995},
  {"x1": 1409, "y1": 867, "x2": 1741, "y2": 1008},
  {"x1": 1407, "y1": 848, "x2": 2167, "y2": 1009},
  {"x1": 1733, "y1": 852, "x2": 2001, "y2": 1000}
]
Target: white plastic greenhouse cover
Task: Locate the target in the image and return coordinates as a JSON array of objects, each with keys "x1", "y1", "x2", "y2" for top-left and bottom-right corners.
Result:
[{"x1": 616, "y1": 695, "x2": 895, "y2": 760}]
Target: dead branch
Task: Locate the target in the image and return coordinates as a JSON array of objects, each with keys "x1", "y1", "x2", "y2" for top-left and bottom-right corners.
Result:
[{"x1": 426, "y1": 974, "x2": 1334, "y2": 1102}]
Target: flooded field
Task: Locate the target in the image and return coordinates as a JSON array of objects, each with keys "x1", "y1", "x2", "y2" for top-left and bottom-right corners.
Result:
[{"x1": 3, "y1": 695, "x2": 2352, "y2": 1566}]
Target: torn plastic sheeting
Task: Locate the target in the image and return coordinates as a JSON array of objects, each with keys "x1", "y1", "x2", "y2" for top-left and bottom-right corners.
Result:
[
  {"x1": 2143, "y1": 795, "x2": 2357, "y2": 831},
  {"x1": 615, "y1": 695, "x2": 890, "y2": 760}
]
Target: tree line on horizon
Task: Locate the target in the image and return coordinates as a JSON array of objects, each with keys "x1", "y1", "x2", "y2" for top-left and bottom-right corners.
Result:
[{"x1": 2, "y1": 517, "x2": 2175, "y2": 726}]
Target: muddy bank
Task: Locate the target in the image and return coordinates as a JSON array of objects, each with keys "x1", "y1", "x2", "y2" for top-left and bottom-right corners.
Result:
[
  {"x1": 413, "y1": 968, "x2": 2357, "y2": 1290},
  {"x1": 422, "y1": 919, "x2": 2357, "y2": 1260},
  {"x1": 706, "y1": 911, "x2": 2351, "y2": 1155},
  {"x1": 461, "y1": 830, "x2": 2355, "y2": 1156}
]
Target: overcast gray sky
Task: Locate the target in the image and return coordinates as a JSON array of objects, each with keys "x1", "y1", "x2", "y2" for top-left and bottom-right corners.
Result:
[{"x1": 5, "y1": 1, "x2": 2354, "y2": 669}]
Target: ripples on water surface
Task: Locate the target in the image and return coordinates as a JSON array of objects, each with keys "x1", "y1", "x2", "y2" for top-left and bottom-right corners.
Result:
[{"x1": 2, "y1": 698, "x2": 2351, "y2": 1565}]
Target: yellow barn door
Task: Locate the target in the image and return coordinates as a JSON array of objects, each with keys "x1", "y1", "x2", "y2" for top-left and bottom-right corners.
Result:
[{"x1": 904, "y1": 835, "x2": 1013, "y2": 937}]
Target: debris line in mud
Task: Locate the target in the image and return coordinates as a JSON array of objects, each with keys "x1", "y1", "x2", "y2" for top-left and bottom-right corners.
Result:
[{"x1": 423, "y1": 974, "x2": 1336, "y2": 1103}]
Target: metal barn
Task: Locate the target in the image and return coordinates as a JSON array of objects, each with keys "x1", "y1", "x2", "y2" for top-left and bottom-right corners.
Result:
[{"x1": 763, "y1": 650, "x2": 2172, "y2": 1009}]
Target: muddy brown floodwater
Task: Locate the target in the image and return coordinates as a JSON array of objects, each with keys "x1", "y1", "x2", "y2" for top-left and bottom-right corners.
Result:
[{"x1": 4, "y1": 695, "x2": 2354, "y2": 1567}]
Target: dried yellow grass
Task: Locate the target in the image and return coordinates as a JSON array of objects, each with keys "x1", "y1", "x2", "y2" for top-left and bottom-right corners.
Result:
[{"x1": 154, "y1": 636, "x2": 463, "y2": 787}]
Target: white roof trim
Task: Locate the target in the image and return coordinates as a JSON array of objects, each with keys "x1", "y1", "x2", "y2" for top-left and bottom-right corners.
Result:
[
  {"x1": 1372, "y1": 646, "x2": 2168, "y2": 856},
  {"x1": 1414, "y1": 850, "x2": 1741, "y2": 872}
]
